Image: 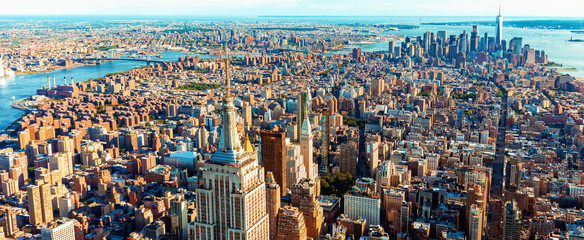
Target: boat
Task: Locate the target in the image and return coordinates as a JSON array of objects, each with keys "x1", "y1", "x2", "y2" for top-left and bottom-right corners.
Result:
[{"x1": 10, "y1": 96, "x2": 15, "y2": 100}]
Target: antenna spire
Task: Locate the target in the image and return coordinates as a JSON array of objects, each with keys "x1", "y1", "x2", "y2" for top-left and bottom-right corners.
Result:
[
  {"x1": 499, "y1": 4, "x2": 501, "y2": 16},
  {"x1": 223, "y1": 40, "x2": 231, "y2": 97}
]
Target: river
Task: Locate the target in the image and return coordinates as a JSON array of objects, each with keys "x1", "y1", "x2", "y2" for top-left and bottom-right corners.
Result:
[
  {"x1": 2, "y1": 16, "x2": 583, "y2": 131},
  {"x1": 0, "y1": 51, "x2": 214, "y2": 130}
]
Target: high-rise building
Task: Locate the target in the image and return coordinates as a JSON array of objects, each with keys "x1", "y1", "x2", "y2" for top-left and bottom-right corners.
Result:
[
  {"x1": 27, "y1": 185, "x2": 43, "y2": 226},
  {"x1": 503, "y1": 200, "x2": 521, "y2": 240},
  {"x1": 371, "y1": 79, "x2": 385, "y2": 97},
  {"x1": 276, "y1": 205, "x2": 307, "y2": 240},
  {"x1": 41, "y1": 219, "x2": 75, "y2": 240},
  {"x1": 190, "y1": 50, "x2": 269, "y2": 240},
  {"x1": 296, "y1": 90, "x2": 308, "y2": 143},
  {"x1": 469, "y1": 204, "x2": 484, "y2": 240},
  {"x1": 266, "y1": 172, "x2": 281, "y2": 240},
  {"x1": 4, "y1": 208, "x2": 17, "y2": 237},
  {"x1": 367, "y1": 142, "x2": 380, "y2": 175},
  {"x1": 344, "y1": 179, "x2": 381, "y2": 227},
  {"x1": 300, "y1": 104, "x2": 317, "y2": 179},
  {"x1": 291, "y1": 178, "x2": 324, "y2": 239},
  {"x1": 261, "y1": 128, "x2": 287, "y2": 195},
  {"x1": 286, "y1": 141, "x2": 306, "y2": 190},
  {"x1": 243, "y1": 105, "x2": 252, "y2": 127},
  {"x1": 496, "y1": 6, "x2": 503, "y2": 50},
  {"x1": 170, "y1": 193, "x2": 188, "y2": 240},
  {"x1": 339, "y1": 141, "x2": 358, "y2": 176},
  {"x1": 470, "y1": 26, "x2": 479, "y2": 52},
  {"x1": 400, "y1": 202, "x2": 410, "y2": 234},
  {"x1": 319, "y1": 109, "x2": 331, "y2": 175},
  {"x1": 40, "y1": 183, "x2": 54, "y2": 223}
]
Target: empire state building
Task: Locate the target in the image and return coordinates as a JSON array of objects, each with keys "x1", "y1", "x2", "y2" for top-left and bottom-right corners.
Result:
[{"x1": 189, "y1": 48, "x2": 269, "y2": 240}]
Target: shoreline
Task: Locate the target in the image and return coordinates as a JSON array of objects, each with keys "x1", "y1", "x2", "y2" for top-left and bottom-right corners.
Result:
[{"x1": 15, "y1": 63, "x2": 92, "y2": 75}]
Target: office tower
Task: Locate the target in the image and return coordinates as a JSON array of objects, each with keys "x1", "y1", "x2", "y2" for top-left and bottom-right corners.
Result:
[
  {"x1": 482, "y1": 33, "x2": 489, "y2": 52},
  {"x1": 286, "y1": 142, "x2": 306, "y2": 190},
  {"x1": 261, "y1": 128, "x2": 287, "y2": 195},
  {"x1": 319, "y1": 109, "x2": 331, "y2": 175},
  {"x1": 471, "y1": 26, "x2": 479, "y2": 52},
  {"x1": 190, "y1": 51, "x2": 269, "y2": 240},
  {"x1": 243, "y1": 105, "x2": 252, "y2": 127},
  {"x1": 41, "y1": 219, "x2": 75, "y2": 240},
  {"x1": 266, "y1": 172, "x2": 281, "y2": 240},
  {"x1": 27, "y1": 185, "x2": 43, "y2": 226},
  {"x1": 367, "y1": 142, "x2": 380, "y2": 175},
  {"x1": 509, "y1": 37, "x2": 523, "y2": 55},
  {"x1": 394, "y1": 46, "x2": 401, "y2": 58},
  {"x1": 503, "y1": 200, "x2": 522, "y2": 240},
  {"x1": 170, "y1": 194, "x2": 188, "y2": 240},
  {"x1": 4, "y1": 208, "x2": 17, "y2": 237},
  {"x1": 400, "y1": 202, "x2": 410, "y2": 234},
  {"x1": 296, "y1": 90, "x2": 308, "y2": 143},
  {"x1": 352, "y1": 48, "x2": 361, "y2": 60},
  {"x1": 291, "y1": 178, "x2": 324, "y2": 239},
  {"x1": 496, "y1": 6, "x2": 503, "y2": 50},
  {"x1": 437, "y1": 31, "x2": 447, "y2": 44},
  {"x1": 339, "y1": 141, "x2": 358, "y2": 176},
  {"x1": 388, "y1": 41, "x2": 395, "y2": 58},
  {"x1": 276, "y1": 205, "x2": 307, "y2": 240},
  {"x1": 300, "y1": 110, "x2": 317, "y2": 180},
  {"x1": 423, "y1": 31, "x2": 431, "y2": 53},
  {"x1": 371, "y1": 78, "x2": 384, "y2": 97},
  {"x1": 344, "y1": 179, "x2": 381, "y2": 227},
  {"x1": 469, "y1": 204, "x2": 484, "y2": 240}
]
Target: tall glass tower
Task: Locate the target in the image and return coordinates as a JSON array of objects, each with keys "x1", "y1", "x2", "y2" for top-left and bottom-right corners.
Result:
[{"x1": 496, "y1": 6, "x2": 503, "y2": 50}]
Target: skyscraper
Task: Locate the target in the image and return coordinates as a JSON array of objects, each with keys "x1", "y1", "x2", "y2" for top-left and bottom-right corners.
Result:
[
  {"x1": 4, "y1": 208, "x2": 18, "y2": 237},
  {"x1": 469, "y1": 204, "x2": 484, "y2": 240},
  {"x1": 170, "y1": 193, "x2": 188, "y2": 240},
  {"x1": 291, "y1": 178, "x2": 324, "y2": 239},
  {"x1": 190, "y1": 47, "x2": 269, "y2": 240},
  {"x1": 276, "y1": 205, "x2": 307, "y2": 240},
  {"x1": 300, "y1": 112, "x2": 317, "y2": 180},
  {"x1": 261, "y1": 128, "x2": 287, "y2": 195},
  {"x1": 27, "y1": 185, "x2": 43, "y2": 226},
  {"x1": 266, "y1": 172, "x2": 281, "y2": 240},
  {"x1": 496, "y1": 6, "x2": 503, "y2": 50},
  {"x1": 503, "y1": 200, "x2": 521, "y2": 240}
]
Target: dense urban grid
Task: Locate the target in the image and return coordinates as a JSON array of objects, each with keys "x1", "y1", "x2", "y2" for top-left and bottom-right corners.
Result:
[{"x1": 0, "y1": 12, "x2": 584, "y2": 240}]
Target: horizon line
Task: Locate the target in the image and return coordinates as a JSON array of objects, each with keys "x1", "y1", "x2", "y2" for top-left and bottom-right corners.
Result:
[{"x1": 0, "y1": 14, "x2": 582, "y2": 18}]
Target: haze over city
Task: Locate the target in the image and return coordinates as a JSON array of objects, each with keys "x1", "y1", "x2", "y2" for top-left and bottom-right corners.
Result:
[
  {"x1": 1, "y1": 0, "x2": 584, "y2": 17},
  {"x1": 1, "y1": 1, "x2": 584, "y2": 240}
]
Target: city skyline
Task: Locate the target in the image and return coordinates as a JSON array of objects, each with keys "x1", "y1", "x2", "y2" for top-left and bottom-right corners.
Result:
[{"x1": 1, "y1": 0, "x2": 584, "y2": 17}]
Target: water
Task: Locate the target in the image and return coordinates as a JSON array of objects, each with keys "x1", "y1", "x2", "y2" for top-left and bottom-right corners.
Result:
[
  {"x1": 2, "y1": 16, "x2": 583, "y2": 130},
  {"x1": 0, "y1": 51, "x2": 213, "y2": 130}
]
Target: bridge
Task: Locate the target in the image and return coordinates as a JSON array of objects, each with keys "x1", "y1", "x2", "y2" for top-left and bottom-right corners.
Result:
[
  {"x1": 73, "y1": 57, "x2": 166, "y2": 65},
  {"x1": 271, "y1": 47, "x2": 323, "y2": 55}
]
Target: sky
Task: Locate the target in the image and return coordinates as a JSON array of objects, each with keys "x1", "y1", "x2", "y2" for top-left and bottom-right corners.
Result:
[{"x1": 1, "y1": 0, "x2": 583, "y2": 17}]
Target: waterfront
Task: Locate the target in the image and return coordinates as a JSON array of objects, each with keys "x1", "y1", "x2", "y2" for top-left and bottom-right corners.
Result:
[
  {"x1": 2, "y1": 16, "x2": 584, "y2": 132},
  {"x1": 0, "y1": 51, "x2": 213, "y2": 131}
]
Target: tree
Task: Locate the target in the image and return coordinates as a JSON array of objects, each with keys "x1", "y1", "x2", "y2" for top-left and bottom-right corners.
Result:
[{"x1": 320, "y1": 172, "x2": 356, "y2": 197}]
